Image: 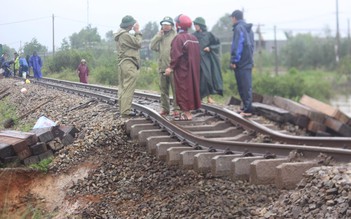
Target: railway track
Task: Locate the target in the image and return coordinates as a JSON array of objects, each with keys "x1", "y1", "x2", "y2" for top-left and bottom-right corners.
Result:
[{"x1": 27, "y1": 76, "x2": 351, "y2": 189}]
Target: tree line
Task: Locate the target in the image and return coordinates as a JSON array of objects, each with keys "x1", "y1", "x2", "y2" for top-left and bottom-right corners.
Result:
[{"x1": 1, "y1": 14, "x2": 350, "y2": 100}]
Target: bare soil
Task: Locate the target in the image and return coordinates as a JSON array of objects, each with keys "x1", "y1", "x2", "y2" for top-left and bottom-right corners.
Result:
[{"x1": 0, "y1": 162, "x2": 97, "y2": 218}]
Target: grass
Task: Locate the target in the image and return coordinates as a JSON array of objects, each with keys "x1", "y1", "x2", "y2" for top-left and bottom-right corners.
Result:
[
  {"x1": 47, "y1": 67, "x2": 343, "y2": 104},
  {"x1": 0, "y1": 97, "x2": 35, "y2": 132},
  {"x1": 0, "y1": 97, "x2": 17, "y2": 126},
  {"x1": 29, "y1": 157, "x2": 53, "y2": 172}
]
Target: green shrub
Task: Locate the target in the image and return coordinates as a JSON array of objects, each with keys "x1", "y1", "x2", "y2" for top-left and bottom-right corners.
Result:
[
  {"x1": 44, "y1": 68, "x2": 79, "y2": 82},
  {"x1": 43, "y1": 50, "x2": 93, "y2": 73},
  {"x1": 29, "y1": 157, "x2": 53, "y2": 172},
  {"x1": 93, "y1": 65, "x2": 118, "y2": 85},
  {"x1": 338, "y1": 55, "x2": 351, "y2": 80},
  {"x1": 252, "y1": 69, "x2": 332, "y2": 101},
  {"x1": 136, "y1": 60, "x2": 159, "y2": 91}
]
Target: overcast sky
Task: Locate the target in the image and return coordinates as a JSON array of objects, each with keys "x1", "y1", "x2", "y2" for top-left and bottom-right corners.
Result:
[{"x1": 1, "y1": 0, "x2": 350, "y2": 52}]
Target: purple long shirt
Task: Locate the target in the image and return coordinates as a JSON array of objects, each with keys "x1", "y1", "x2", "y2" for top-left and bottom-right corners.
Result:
[{"x1": 77, "y1": 63, "x2": 89, "y2": 83}]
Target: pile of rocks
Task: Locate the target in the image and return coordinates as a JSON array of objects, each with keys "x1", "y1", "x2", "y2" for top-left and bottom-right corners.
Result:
[
  {"x1": 259, "y1": 164, "x2": 351, "y2": 218},
  {"x1": 64, "y1": 122, "x2": 281, "y2": 218}
]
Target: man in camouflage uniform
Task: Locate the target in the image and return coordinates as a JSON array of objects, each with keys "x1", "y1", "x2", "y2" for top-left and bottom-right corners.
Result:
[
  {"x1": 150, "y1": 16, "x2": 179, "y2": 117},
  {"x1": 114, "y1": 15, "x2": 142, "y2": 118}
]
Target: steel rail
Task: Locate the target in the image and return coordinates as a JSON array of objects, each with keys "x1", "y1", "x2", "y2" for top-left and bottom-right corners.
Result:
[
  {"x1": 29, "y1": 78, "x2": 351, "y2": 163},
  {"x1": 133, "y1": 102, "x2": 351, "y2": 163},
  {"x1": 202, "y1": 104, "x2": 351, "y2": 148}
]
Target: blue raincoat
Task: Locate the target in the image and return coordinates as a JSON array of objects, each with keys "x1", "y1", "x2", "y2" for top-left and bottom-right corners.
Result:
[{"x1": 29, "y1": 54, "x2": 42, "y2": 78}]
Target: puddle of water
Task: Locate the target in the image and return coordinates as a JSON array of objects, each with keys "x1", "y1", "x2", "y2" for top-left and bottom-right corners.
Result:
[{"x1": 329, "y1": 95, "x2": 351, "y2": 117}]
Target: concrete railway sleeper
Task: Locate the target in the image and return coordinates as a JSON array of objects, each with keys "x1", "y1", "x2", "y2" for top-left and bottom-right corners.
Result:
[{"x1": 28, "y1": 76, "x2": 351, "y2": 190}]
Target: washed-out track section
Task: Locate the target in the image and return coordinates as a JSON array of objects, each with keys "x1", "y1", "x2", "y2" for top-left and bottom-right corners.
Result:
[{"x1": 30, "y1": 77, "x2": 351, "y2": 189}]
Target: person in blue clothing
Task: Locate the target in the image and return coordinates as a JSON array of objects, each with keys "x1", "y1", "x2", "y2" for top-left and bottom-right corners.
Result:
[
  {"x1": 0, "y1": 53, "x2": 14, "y2": 77},
  {"x1": 230, "y1": 10, "x2": 254, "y2": 117},
  {"x1": 19, "y1": 53, "x2": 29, "y2": 78},
  {"x1": 29, "y1": 51, "x2": 43, "y2": 79}
]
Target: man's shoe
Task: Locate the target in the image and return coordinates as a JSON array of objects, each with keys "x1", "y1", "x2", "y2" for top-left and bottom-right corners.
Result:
[
  {"x1": 121, "y1": 112, "x2": 137, "y2": 118},
  {"x1": 240, "y1": 112, "x2": 253, "y2": 117},
  {"x1": 128, "y1": 112, "x2": 137, "y2": 117}
]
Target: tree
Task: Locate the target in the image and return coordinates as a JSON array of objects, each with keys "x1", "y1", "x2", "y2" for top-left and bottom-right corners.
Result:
[
  {"x1": 141, "y1": 21, "x2": 159, "y2": 40},
  {"x1": 0, "y1": 44, "x2": 15, "y2": 57},
  {"x1": 281, "y1": 33, "x2": 336, "y2": 70},
  {"x1": 23, "y1": 38, "x2": 47, "y2": 56},
  {"x1": 105, "y1": 30, "x2": 114, "y2": 42},
  {"x1": 211, "y1": 13, "x2": 232, "y2": 43},
  {"x1": 60, "y1": 38, "x2": 70, "y2": 50},
  {"x1": 69, "y1": 25, "x2": 102, "y2": 49}
]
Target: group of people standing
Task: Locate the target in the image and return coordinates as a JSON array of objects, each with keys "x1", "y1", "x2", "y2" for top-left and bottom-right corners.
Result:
[
  {"x1": 1, "y1": 51, "x2": 43, "y2": 79},
  {"x1": 115, "y1": 9, "x2": 254, "y2": 119}
]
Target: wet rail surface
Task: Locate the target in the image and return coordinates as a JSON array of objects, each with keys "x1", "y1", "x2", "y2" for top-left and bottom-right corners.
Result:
[{"x1": 28, "y1": 77, "x2": 351, "y2": 164}]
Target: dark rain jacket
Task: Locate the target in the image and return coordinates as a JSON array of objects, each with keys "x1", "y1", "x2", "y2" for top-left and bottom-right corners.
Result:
[
  {"x1": 193, "y1": 31, "x2": 223, "y2": 99},
  {"x1": 230, "y1": 20, "x2": 254, "y2": 70}
]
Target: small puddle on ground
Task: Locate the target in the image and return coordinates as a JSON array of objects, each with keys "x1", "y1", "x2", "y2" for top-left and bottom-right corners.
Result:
[{"x1": 0, "y1": 162, "x2": 97, "y2": 218}]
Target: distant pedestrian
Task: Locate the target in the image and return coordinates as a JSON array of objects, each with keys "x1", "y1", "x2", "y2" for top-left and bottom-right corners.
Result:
[
  {"x1": 150, "y1": 16, "x2": 180, "y2": 117},
  {"x1": 165, "y1": 14, "x2": 201, "y2": 121},
  {"x1": 0, "y1": 53, "x2": 8, "y2": 67},
  {"x1": 13, "y1": 52, "x2": 19, "y2": 77},
  {"x1": 114, "y1": 15, "x2": 142, "y2": 118},
  {"x1": 0, "y1": 53, "x2": 7, "y2": 70},
  {"x1": 19, "y1": 53, "x2": 29, "y2": 78},
  {"x1": 26, "y1": 55, "x2": 31, "y2": 76},
  {"x1": 76, "y1": 59, "x2": 89, "y2": 83},
  {"x1": 193, "y1": 17, "x2": 223, "y2": 104},
  {"x1": 29, "y1": 51, "x2": 43, "y2": 79},
  {"x1": 230, "y1": 10, "x2": 254, "y2": 117},
  {"x1": 1, "y1": 53, "x2": 13, "y2": 77}
]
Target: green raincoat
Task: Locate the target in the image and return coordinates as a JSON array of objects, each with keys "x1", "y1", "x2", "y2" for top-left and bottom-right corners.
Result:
[
  {"x1": 193, "y1": 31, "x2": 223, "y2": 99},
  {"x1": 114, "y1": 29, "x2": 142, "y2": 116},
  {"x1": 150, "y1": 28, "x2": 179, "y2": 112}
]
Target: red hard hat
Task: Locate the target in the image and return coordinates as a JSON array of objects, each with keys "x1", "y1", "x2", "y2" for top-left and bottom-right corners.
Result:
[{"x1": 175, "y1": 14, "x2": 192, "y2": 30}]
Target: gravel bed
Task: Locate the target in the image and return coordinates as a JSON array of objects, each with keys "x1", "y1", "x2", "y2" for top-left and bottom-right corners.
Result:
[
  {"x1": 1, "y1": 78, "x2": 349, "y2": 218},
  {"x1": 260, "y1": 164, "x2": 351, "y2": 219}
]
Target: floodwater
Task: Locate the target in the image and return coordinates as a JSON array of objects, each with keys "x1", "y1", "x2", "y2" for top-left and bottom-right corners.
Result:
[{"x1": 329, "y1": 95, "x2": 351, "y2": 117}]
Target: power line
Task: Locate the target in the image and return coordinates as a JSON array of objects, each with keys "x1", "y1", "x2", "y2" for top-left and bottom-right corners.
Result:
[
  {"x1": 55, "y1": 16, "x2": 86, "y2": 24},
  {"x1": 272, "y1": 12, "x2": 334, "y2": 25},
  {"x1": 55, "y1": 16, "x2": 115, "y2": 29},
  {"x1": 0, "y1": 16, "x2": 50, "y2": 26}
]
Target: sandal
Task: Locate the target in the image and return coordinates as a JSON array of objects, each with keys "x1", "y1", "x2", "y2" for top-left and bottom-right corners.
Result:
[
  {"x1": 172, "y1": 111, "x2": 180, "y2": 118},
  {"x1": 207, "y1": 97, "x2": 215, "y2": 104},
  {"x1": 159, "y1": 110, "x2": 169, "y2": 116},
  {"x1": 174, "y1": 113, "x2": 192, "y2": 121}
]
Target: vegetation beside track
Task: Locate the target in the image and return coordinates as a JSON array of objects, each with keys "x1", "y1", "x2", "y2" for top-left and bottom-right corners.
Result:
[
  {"x1": 44, "y1": 60, "x2": 338, "y2": 104},
  {"x1": 0, "y1": 97, "x2": 33, "y2": 132}
]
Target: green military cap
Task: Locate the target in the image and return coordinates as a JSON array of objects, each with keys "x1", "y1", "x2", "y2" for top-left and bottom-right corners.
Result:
[
  {"x1": 120, "y1": 15, "x2": 136, "y2": 28},
  {"x1": 193, "y1": 17, "x2": 206, "y2": 26}
]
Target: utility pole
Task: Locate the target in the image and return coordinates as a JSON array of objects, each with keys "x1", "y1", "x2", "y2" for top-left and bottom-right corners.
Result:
[
  {"x1": 348, "y1": 19, "x2": 351, "y2": 56},
  {"x1": 274, "y1": 26, "x2": 278, "y2": 75},
  {"x1": 256, "y1": 24, "x2": 263, "y2": 74},
  {"x1": 52, "y1": 14, "x2": 55, "y2": 55},
  {"x1": 87, "y1": 0, "x2": 90, "y2": 26},
  {"x1": 335, "y1": 0, "x2": 340, "y2": 63}
]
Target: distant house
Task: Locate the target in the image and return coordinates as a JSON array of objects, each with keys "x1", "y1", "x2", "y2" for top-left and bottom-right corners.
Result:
[{"x1": 217, "y1": 26, "x2": 288, "y2": 56}]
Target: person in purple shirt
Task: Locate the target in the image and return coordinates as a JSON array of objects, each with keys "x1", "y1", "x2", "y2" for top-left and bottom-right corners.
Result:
[
  {"x1": 76, "y1": 59, "x2": 89, "y2": 83},
  {"x1": 29, "y1": 51, "x2": 42, "y2": 79}
]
